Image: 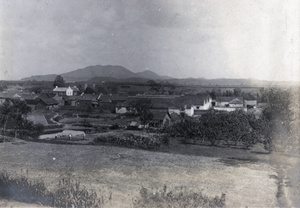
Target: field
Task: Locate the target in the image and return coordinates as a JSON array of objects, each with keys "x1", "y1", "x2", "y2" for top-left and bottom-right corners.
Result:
[{"x1": 0, "y1": 139, "x2": 279, "y2": 207}]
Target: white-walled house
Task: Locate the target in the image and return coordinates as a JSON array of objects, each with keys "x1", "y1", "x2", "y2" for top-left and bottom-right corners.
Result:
[
  {"x1": 183, "y1": 95, "x2": 212, "y2": 116},
  {"x1": 214, "y1": 97, "x2": 245, "y2": 112},
  {"x1": 53, "y1": 86, "x2": 80, "y2": 96},
  {"x1": 215, "y1": 97, "x2": 244, "y2": 108}
]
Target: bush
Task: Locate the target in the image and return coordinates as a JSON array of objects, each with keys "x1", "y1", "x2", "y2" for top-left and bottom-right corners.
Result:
[
  {"x1": 133, "y1": 185, "x2": 226, "y2": 208},
  {"x1": 94, "y1": 133, "x2": 164, "y2": 150}
]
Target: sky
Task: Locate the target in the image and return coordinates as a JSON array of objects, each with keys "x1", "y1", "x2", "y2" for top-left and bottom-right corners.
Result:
[{"x1": 0, "y1": 0, "x2": 299, "y2": 81}]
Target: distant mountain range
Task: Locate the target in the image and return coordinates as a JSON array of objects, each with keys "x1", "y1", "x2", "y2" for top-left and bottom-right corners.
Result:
[
  {"x1": 21, "y1": 64, "x2": 298, "y2": 87},
  {"x1": 21, "y1": 65, "x2": 169, "y2": 82}
]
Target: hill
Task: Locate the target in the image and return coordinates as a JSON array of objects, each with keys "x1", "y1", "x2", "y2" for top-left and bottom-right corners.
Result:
[{"x1": 21, "y1": 65, "x2": 166, "y2": 82}]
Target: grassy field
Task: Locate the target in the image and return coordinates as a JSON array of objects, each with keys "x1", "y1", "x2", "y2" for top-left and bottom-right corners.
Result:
[{"x1": 0, "y1": 139, "x2": 279, "y2": 207}]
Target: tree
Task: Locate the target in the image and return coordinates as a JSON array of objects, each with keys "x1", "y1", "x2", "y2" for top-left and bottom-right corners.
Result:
[
  {"x1": 233, "y1": 88, "x2": 242, "y2": 97},
  {"x1": 84, "y1": 87, "x2": 96, "y2": 94},
  {"x1": 129, "y1": 98, "x2": 154, "y2": 125},
  {"x1": 53, "y1": 75, "x2": 66, "y2": 88},
  {"x1": 0, "y1": 100, "x2": 33, "y2": 139},
  {"x1": 96, "y1": 85, "x2": 108, "y2": 94}
]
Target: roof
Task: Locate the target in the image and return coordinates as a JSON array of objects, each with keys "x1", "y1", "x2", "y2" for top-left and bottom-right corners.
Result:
[
  {"x1": 115, "y1": 95, "x2": 211, "y2": 110},
  {"x1": 169, "y1": 112, "x2": 184, "y2": 122},
  {"x1": 216, "y1": 96, "x2": 244, "y2": 103},
  {"x1": 25, "y1": 99, "x2": 39, "y2": 105},
  {"x1": 150, "y1": 110, "x2": 168, "y2": 121},
  {"x1": 99, "y1": 94, "x2": 128, "y2": 102},
  {"x1": 116, "y1": 101, "x2": 130, "y2": 107},
  {"x1": 244, "y1": 100, "x2": 257, "y2": 103},
  {"x1": 193, "y1": 110, "x2": 209, "y2": 116},
  {"x1": 39, "y1": 98, "x2": 59, "y2": 105},
  {"x1": 65, "y1": 94, "x2": 98, "y2": 101},
  {"x1": 0, "y1": 92, "x2": 14, "y2": 99},
  {"x1": 229, "y1": 98, "x2": 243, "y2": 105},
  {"x1": 18, "y1": 93, "x2": 38, "y2": 100},
  {"x1": 38, "y1": 93, "x2": 56, "y2": 99},
  {"x1": 180, "y1": 95, "x2": 211, "y2": 107},
  {"x1": 53, "y1": 86, "x2": 80, "y2": 92}
]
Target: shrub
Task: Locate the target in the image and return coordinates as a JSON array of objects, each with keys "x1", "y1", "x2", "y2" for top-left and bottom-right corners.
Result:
[
  {"x1": 133, "y1": 185, "x2": 226, "y2": 208},
  {"x1": 0, "y1": 171, "x2": 106, "y2": 208}
]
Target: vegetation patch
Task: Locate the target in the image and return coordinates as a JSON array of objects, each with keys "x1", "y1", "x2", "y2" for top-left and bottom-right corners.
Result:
[
  {"x1": 133, "y1": 185, "x2": 226, "y2": 208},
  {"x1": 0, "y1": 171, "x2": 105, "y2": 208},
  {"x1": 164, "y1": 110, "x2": 272, "y2": 150},
  {"x1": 94, "y1": 132, "x2": 167, "y2": 150}
]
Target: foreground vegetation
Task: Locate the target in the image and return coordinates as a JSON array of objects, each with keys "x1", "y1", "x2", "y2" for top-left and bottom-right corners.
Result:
[
  {"x1": 133, "y1": 185, "x2": 225, "y2": 208},
  {"x1": 0, "y1": 171, "x2": 225, "y2": 208},
  {"x1": 0, "y1": 171, "x2": 105, "y2": 207}
]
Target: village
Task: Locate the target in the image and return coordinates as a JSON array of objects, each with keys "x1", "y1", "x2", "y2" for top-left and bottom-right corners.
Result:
[{"x1": 0, "y1": 77, "x2": 263, "y2": 142}]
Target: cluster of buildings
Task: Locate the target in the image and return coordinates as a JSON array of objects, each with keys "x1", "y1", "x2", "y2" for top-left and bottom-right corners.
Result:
[{"x1": 0, "y1": 84, "x2": 259, "y2": 128}]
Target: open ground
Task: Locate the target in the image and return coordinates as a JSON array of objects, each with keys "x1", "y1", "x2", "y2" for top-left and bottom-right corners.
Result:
[{"x1": 0, "y1": 138, "x2": 280, "y2": 208}]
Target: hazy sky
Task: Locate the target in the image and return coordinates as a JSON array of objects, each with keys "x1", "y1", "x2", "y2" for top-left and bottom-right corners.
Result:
[{"x1": 0, "y1": 0, "x2": 299, "y2": 81}]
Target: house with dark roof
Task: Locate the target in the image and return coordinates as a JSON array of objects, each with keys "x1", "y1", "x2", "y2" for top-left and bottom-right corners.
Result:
[
  {"x1": 149, "y1": 110, "x2": 171, "y2": 128},
  {"x1": 36, "y1": 98, "x2": 59, "y2": 110},
  {"x1": 63, "y1": 93, "x2": 101, "y2": 107},
  {"x1": 180, "y1": 95, "x2": 212, "y2": 116}
]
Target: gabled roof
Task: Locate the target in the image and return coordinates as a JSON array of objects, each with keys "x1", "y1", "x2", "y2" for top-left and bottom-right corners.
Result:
[
  {"x1": 216, "y1": 96, "x2": 243, "y2": 103},
  {"x1": 38, "y1": 92, "x2": 56, "y2": 99},
  {"x1": 53, "y1": 86, "x2": 80, "y2": 92},
  {"x1": 229, "y1": 98, "x2": 243, "y2": 105},
  {"x1": 180, "y1": 95, "x2": 210, "y2": 107},
  {"x1": 18, "y1": 93, "x2": 38, "y2": 100},
  {"x1": 169, "y1": 112, "x2": 184, "y2": 122},
  {"x1": 150, "y1": 110, "x2": 168, "y2": 121}
]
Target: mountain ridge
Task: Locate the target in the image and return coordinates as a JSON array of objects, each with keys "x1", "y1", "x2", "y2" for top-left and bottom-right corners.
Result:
[{"x1": 21, "y1": 65, "x2": 167, "y2": 82}]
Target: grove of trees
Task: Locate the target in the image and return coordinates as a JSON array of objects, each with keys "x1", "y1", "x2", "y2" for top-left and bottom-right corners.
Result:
[
  {"x1": 0, "y1": 100, "x2": 44, "y2": 140},
  {"x1": 165, "y1": 110, "x2": 272, "y2": 150}
]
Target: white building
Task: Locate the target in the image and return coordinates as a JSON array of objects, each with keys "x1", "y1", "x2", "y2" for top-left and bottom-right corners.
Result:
[{"x1": 53, "y1": 86, "x2": 80, "y2": 96}]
